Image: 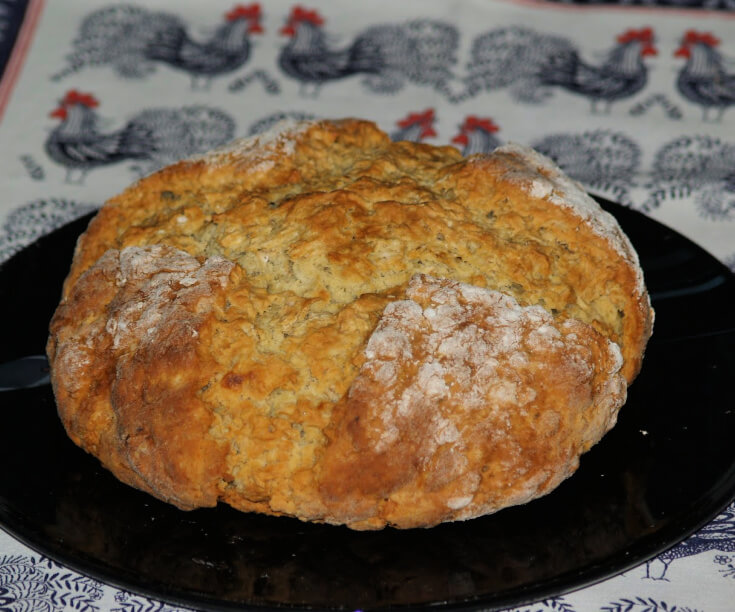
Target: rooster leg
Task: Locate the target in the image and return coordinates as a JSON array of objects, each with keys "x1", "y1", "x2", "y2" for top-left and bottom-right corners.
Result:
[
  {"x1": 64, "y1": 167, "x2": 89, "y2": 185},
  {"x1": 700, "y1": 106, "x2": 725, "y2": 122},
  {"x1": 190, "y1": 75, "x2": 213, "y2": 91},
  {"x1": 299, "y1": 82, "x2": 322, "y2": 98},
  {"x1": 590, "y1": 99, "x2": 613, "y2": 114}
]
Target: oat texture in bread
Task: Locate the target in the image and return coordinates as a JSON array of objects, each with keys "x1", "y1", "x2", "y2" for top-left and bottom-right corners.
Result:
[{"x1": 47, "y1": 119, "x2": 653, "y2": 529}]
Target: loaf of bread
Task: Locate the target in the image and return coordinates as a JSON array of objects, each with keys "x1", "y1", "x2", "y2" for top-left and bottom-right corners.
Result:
[{"x1": 47, "y1": 119, "x2": 653, "y2": 529}]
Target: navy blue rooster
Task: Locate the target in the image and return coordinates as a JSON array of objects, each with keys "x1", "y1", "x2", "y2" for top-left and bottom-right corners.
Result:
[
  {"x1": 46, "y1": 90, "x2": 235, "y2": 183},
  {"x1": 277, "y1": 5, "x2": 458, "y2": 97},
  {"x1": 674, "y1": 30, "x2": 735, "y2": 122},
  {"x1": 53, "y1": 4, "x2": 264, "y2": 89},
  {"x1": 538, "y1": 27, "x2": 657, "y2": 112},
  {"x1": 456, "y1": 26, "x2": 657, "y2": 112}
]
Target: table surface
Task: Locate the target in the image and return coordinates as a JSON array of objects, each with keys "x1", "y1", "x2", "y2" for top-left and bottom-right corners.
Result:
[{"x1": 1, "y1": 1, "x2": 734, "y2": 611}]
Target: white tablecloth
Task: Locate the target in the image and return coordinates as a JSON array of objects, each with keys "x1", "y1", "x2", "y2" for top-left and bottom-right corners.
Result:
[{"x1": 0, "y1": 1, "x2": 733, "y2": 610}]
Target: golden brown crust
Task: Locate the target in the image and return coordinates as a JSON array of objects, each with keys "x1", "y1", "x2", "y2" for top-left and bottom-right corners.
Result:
[
  {"x1": 48, "y1": 245, "x2": 234, "y2": 508},
  {"x1": 317, "y1": 275, "x2": 626, "y2": 529},
  {"x1": 48, "y1": 119, "x2": 653, "y2": 529}
]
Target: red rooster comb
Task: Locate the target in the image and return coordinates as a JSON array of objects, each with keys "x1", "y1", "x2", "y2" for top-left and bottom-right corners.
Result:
[
  {"x1": 617, "y1": 27, "x2": 654, "y2": 44},
  {"x1": 617, "y1": 27, "x2": 657, "y2": 56},
  {"x1": 281, "y1": 6, "x2": 324, "y2": 36},
  {"x1": 226, "y1": 4, "x2": 263, "y2": 33},
  {"x1": 226, "y1": 4, "x2": 262, "y2": 21},
  {"x1": 62, "y1": 90, "x2": 99, "y2": 108},
  {"x1": 396, "y1": 109, "x2": 434, "y2": 128},
  {"x1": 452, "y1": 116, "x2": 500, "y2": 146},
  {"x1": 396, "y1": 109, "x2": 437, "y2": 139},
  {"x1": 465, "y1": 116, "x2": 499, "y2": 133},
  {"x1": 675, "y1": 30, "x2": 719, "y2": 59},
  {"x1": 290, "y1": 6, "x2": 324, "y2": 26},
  {"x1": 50, "y1": 90, "x2": 98, "y2": 119},
  {"x1": 682, "y1": 30, "x2": 720, "y2": 47},
  {"x1": 460, "y1": 116, "x2": 499, "y2": 133}
]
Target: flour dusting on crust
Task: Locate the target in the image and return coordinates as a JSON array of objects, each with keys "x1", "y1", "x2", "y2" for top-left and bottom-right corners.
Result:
[
  {"x1": 333, "y1": 274, "x2": 626, "y2": 518},
  {"x1": 106, "y1": 245, "x2": 233, "y2": 350},
  {"x1": 360, "y1": 275, "x2": 622, "y2": 450},
  {"x1": 190, "y1": 119, "x2": 314, "y2": 170}
]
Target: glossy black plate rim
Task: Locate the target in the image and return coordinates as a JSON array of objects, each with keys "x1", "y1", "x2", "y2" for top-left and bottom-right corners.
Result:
[{"x1": 1, "y1": 196, "x2": 734, "y2": 611}]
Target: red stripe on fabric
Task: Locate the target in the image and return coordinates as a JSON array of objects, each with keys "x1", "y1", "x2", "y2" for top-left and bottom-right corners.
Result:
[
  {"x1": 502, "y1": 0, "x2": 735, "y2": 19},
  {"x1": 0, "y1": 0, "x2": 47, "y2": 123}
]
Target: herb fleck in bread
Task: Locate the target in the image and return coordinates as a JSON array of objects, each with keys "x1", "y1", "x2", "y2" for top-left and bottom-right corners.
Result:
[{"x1": 47, "y1": 119, "x2": 653, "y2": 529}]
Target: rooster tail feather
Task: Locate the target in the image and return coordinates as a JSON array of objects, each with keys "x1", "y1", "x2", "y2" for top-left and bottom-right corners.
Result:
[
  {"x1": 56, "y1": 4, "x2": 186, "y2": 78},
  {"x1": 124, "y1": 106, "x2": 236, "y2": 164},
  {"x1": 355, "y1": 20, "x2": 459, "y2": 93},
  {"x1": 143, "y1": 24, "x2": 188, "y2": 64},
  {"x1": 537, "y1": 48, "x2": 582, "y2": 87},
  {"x1": 399, "y1": 20, "x2": 459, "y2": 87},
  {"x1": 174, "y1": 107, "x2": 237, "y2": 156},
  {"x1": 464, "y1": 26, "x2": 576, "y2": 96},
  {"x1": 509, "y1": 78, "x2": 554, "y2": 104},
  {"x1": 347, "y1": 34, "x2": 388, "y2": 74},
  {"x1": 117, "y1": 122, "x2": 155, "y2": 159}
]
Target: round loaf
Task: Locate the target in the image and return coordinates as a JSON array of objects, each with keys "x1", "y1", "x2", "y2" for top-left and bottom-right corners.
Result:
[{"x1": 47, "y1": 119, "x2": 653, "y2": 529}]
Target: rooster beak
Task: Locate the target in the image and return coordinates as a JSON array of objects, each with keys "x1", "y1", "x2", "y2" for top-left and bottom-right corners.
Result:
[
  {"x1": 50, "y1": 107, "x2": 67, "y2": 120},
  {"x1": 280, "y1": 23, "x2": 295, "y2": 36}
]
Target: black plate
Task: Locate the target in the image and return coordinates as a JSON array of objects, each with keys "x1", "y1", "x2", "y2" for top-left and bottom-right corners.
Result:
[{"x1": 1, "y1": 199, "x2": 734, "y2": 611}]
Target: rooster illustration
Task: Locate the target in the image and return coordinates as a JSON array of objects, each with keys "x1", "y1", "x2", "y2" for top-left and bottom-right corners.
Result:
[
  {"x1": 277, "y1": 6, "x2": 458, "y2": 97},
  {"x1": 453, "y1": 26, "x2": 574, "y2": 103},
  {"x1": 538, "y1": 27, "x2": 657, "y2": 112},
  {"x1": 53, "y1": 4, "x2": 264, "y2": 89},
  {"x1": 531, "y1": 130, "x2": 641, "y2": 206},
  {"x1": 644, "y1": 135, "x2": 735, "y2": 220},
  {"x1": 390, "y1": 109, "x2": 437, "y2": 143},
  {"x1": 456, "y1": 26, "x2": 656, "y2": 112},
  {"x1": 451, "y1": 116, "x2": 502, "y2": 155},
  {"x1": 46, "y1": 90, "x2": 236, "y2": 183},
  {"x1": 674, "y1": 30, "x2": 735, "y2": 122}
]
